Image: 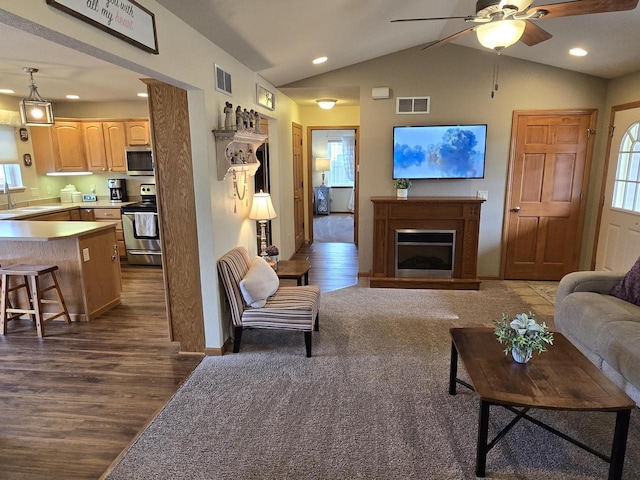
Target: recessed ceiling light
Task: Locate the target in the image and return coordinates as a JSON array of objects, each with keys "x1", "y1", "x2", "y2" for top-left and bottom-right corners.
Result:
[
  {"x1": 569, "y1": 48, "x2": 588, "y2": 57},
  {"x1": 312, "y1": 56, "x2": 328, "y2": 65},
  {"x1": 137, "y1": 92, "x2": 148, "y2": 98},
  {"x1": 0, "y1": 89, "x2": 15, "y2": 94},
  {"x1": 66, "y1": 94, "x2": 80, "y2": 100}
]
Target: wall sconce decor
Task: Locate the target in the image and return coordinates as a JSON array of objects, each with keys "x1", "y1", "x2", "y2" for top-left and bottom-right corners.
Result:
[
  {"x1": 249, "y1": 190, "x2": 277, "y2": 258},
  {"x1": 19, "y1": 67, "x2": 54, "y2": 126}
]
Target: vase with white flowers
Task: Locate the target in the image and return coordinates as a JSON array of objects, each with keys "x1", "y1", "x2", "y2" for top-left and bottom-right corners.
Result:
[
  {"x1": 493, "y1": 312, "x2": 554, "y2": 363},
  {"x1": 394, "y1": 178, "x2": 412, "y2": 198}
]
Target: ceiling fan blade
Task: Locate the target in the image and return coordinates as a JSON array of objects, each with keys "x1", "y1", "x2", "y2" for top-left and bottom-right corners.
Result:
[
  {"x1": 535, "y1": 0, "x2": 639, "y2": 19},
  {"x1": 392, "y1": 16, "x2": 473, "y2": 23},
  {"x1": 421, "y1": 25, "x2": 477, "y2": 50},
  {"x1": 520, "y1": 20, "x2": 553, "y2": 46}
]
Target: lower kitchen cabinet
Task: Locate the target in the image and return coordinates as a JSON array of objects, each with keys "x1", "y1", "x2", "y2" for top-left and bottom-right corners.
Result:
[{"x1": 92, "y1": 208, "x2": 126, "y2": 258}]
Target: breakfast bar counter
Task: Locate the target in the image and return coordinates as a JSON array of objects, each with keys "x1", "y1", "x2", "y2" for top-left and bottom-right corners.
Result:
[{"x1": 0, "y1": 221, "x2": 122, "y2": 322}]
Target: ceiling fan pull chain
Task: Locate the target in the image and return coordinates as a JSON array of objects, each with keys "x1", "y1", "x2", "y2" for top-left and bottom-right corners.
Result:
[{"x1": 491, "y1": 49, "x2": 502, "y2": 98}]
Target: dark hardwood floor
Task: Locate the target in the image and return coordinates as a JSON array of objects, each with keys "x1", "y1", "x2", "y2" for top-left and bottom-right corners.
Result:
[
  {"x1": 289, "y1": 241, "x2": 359, "y2": 292},
  {"x1": 0, "y1": 264, "x2": 202, "y2": 480},
  {"x1": 0, "y1": 242, "x2": 357, "y2": 479}
]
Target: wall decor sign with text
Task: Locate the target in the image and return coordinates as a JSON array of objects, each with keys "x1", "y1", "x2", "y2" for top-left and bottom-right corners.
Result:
[
  {"x1": 46, "y1": 0, "x2": 159, "y2": 54},
  {"x1": 256, "y1": 84, "x2": 275, "y2": 111}
]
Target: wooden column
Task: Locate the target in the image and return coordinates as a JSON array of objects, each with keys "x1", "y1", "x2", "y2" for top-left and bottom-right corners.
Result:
[
  {"x1": 370, "y1": 196, "x2": 485, "y2": 290},
  {"x1": 144, "y1": 80, "x2": 205, "y2": 353}
]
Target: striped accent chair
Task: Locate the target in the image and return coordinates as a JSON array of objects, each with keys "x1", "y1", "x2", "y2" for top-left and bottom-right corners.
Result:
[{"x1": 217, "y1": 247, "x2": 320, "y2": 357}]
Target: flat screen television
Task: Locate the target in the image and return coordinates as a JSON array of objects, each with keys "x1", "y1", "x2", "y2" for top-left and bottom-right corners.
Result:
[{"x1": 393, "y1": 124, "x2": 487, "y2": 179}]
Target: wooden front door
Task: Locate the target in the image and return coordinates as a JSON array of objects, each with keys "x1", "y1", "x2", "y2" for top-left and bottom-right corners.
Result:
[
  {"x1": 595, "y1": 104, "x2": 640, "y2": 272},
  {"x1": 292, "y1": 123, "x2": 305, "y2": 251},
  {"x1": 503, "y1": 110, "x2": 596, "y2": 280}
]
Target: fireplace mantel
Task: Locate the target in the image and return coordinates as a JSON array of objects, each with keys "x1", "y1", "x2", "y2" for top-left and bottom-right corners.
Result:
[{"x1": 370, "y1": 196, "x2": 485, "y2": 290}]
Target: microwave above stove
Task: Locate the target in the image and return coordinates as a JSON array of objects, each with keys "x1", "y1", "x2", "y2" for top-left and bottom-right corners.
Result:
[{"x1": 125, "y1": 146, "x2": 154, "y2": 176}]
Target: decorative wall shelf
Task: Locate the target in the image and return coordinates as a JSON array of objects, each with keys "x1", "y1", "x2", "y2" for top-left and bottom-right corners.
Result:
[{"x1": 213, "y1": 129, "x2": 268, "y2": 181}]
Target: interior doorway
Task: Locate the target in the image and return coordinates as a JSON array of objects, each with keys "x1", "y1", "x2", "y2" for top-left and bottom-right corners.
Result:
[{"x1": 307, "y1": 127, "x2": 359, "y2": 245}]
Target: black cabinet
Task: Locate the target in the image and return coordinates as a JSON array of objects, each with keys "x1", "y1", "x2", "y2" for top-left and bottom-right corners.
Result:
[{"x1": 314, "y1": 186, "x2": 330, "y2": 215}]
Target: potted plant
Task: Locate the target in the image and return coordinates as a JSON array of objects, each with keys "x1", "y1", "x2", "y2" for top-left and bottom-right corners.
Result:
[
  {"x1": 265, "y1": 245, "x2": 279, "y2": 263},
  {"x1": 493, "y1": 312, "x2": 554, "y2": 363},
  {"x1": 394, "y1": 178, "x2": 412, "y2": 198}
]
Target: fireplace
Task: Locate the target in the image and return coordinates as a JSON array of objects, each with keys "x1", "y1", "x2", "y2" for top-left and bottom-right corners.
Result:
[
  {"x1": 395, "y1": 229, "x2": 455, "y2": 278},
  {"x1": 370, "y1": 196, "x2": 484, "y2": 290}
]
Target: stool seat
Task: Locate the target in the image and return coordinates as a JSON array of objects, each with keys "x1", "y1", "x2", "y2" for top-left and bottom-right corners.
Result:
[{"x1": 0, "y1": 264, "x2": 71, "y2": 337}]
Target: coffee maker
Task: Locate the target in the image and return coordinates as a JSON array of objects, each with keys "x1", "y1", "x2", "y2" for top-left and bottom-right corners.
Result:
[{"x1": 108, "y1": 178, "x2": 128, "y2": 202}]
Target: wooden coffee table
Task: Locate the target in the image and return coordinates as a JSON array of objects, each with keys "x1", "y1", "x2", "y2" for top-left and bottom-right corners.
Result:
[
  {"x1": 449, "y1": 327, "x2": 635, "y2": 479},
  {"x1": 275, "y1": 260, "x2": 311, "y2": 286}
]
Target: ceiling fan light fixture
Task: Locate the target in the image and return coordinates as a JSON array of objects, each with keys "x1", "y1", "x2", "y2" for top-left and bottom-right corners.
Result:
[
  {"x1": 316, "y1": 99, "x2": 337, "y2": 110},
  {"x1": 476, "y1": 19, "x2": 526, "y2": 49},
  {"x1": 19, "y1": 67, "x2": 54, "y2": 126}
]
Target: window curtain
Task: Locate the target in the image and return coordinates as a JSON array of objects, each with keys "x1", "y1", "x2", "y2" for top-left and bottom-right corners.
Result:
[{"x1": 343, "y1": 136, "x2": 356, "y2": 213}]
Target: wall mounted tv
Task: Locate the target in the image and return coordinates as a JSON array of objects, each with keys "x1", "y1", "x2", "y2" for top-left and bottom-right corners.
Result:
[{"x1": 393, "y1": 124, "x2": 487, "y2": 179}]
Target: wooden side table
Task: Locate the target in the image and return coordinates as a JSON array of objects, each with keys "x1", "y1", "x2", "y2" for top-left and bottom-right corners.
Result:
[{"x1": 275, "y1": 260, "x2": 311, "y2": 286}]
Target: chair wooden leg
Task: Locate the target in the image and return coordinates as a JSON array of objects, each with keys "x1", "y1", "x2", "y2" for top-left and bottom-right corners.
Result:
[
  {"x1": 314, "y1": 314, "x2": 319, "y2": 332},
  {"x1": 233, "y1": 326, "x2": 243, "y2": 353},
  {"x1": 29, "y1": 274, "x2": 44, "y2": 338},
  {"x1": 0, "y1": 273, "x2": 7, "y2": 335},
  {"x1": 305, "y1": 331, "x2": 312, "y2": 357}
]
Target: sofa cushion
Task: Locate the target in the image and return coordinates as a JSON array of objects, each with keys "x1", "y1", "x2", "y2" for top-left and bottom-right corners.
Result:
[
  {"x1": 610, "y1": 256, "x2": 640, "y2": 306},
  {"x1": 598, "y1": 320, "x2": 640, "y2": 393},
  {"x1": 554, "y1": 292, "x2": 640, "y2": 359},
  {"x1": 239, "y1": 256, "x2": 279, "y2": 308}
]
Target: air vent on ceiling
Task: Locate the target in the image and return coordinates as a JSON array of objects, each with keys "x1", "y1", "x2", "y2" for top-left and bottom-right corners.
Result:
[
  {"x1": 215, "y1": 64, "x2": 232, "y2": 96},
  {"x1": 396, "y1": 96, "x2": 430, "y2": 115}
]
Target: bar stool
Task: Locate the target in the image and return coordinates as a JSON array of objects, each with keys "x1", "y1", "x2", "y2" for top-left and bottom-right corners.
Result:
[{"x1": 0, "y1": 264, "x2": 71, "y2": 337}]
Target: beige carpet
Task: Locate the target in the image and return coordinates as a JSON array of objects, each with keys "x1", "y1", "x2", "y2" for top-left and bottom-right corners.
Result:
[
  {"x1": 313, "y1": 213, "x2": 354, "y2": 243},
  {"x1": 105, "y1": 282, "x2": 638, "y2": 479}
]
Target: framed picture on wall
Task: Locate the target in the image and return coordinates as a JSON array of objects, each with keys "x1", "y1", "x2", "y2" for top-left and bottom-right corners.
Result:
[{"x1": 256, "y1": 84, "x2": 275, "y2": 110}]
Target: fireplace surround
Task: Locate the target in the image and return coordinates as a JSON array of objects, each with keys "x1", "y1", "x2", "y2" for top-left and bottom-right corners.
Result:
[{"x1": 371, "y1": 196, "x2": 485, "y2": 290}]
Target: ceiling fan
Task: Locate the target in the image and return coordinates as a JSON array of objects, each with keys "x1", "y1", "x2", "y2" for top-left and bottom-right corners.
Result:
[{"x1": 392, "y1": 0, "x2": 639, "y2": 51}]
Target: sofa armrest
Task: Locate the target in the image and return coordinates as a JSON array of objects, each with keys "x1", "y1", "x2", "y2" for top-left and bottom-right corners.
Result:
[{"x1": 556, "y1": 271, "x2": 624, "y2": 307}]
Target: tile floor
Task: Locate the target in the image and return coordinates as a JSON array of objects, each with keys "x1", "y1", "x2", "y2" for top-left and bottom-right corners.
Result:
[{"x1": 504, "y1": 280, "x2": 558, "y2": 317}]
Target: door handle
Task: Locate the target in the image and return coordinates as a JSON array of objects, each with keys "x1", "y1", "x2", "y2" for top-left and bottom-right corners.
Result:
[{"x1": 512, "y1": 206, "x2": 521, "y2": 212}]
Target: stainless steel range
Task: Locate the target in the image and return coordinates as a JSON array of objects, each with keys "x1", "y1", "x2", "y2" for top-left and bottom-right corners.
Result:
[{"x1": 121, "y1": 184, "x2": 162, "y2": 266}]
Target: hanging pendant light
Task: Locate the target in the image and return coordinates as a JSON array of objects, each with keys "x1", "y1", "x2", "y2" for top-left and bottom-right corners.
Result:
[{"x1": 19, "y1": 67, "x2": 55, "y2": 126}]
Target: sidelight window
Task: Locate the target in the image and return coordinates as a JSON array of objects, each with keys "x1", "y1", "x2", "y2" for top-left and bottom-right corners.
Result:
[{"x1": 612, "y1": 122, "x2": 640, "y2": 213}]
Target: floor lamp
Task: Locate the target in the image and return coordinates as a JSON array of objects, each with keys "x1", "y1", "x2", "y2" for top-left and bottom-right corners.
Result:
[{"x1": 249, "y1": 190, "x2": 277, "y2": 258}]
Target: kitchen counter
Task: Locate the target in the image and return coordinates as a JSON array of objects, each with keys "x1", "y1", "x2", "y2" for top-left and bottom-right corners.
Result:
[
  {"x1": 0, "y1": 220, "x2": 117, "y2": 241},
  {"x1": 0, "y1": 221, "x2": 122, "y2": 322},
  {"x1": 0, "y1": 200, "x2": 135, "y2": 220}
]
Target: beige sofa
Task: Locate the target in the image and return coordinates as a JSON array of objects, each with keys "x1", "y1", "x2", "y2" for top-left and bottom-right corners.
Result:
[{"x1": 555, "y1": 271, "x2": 640, "y2": 405}]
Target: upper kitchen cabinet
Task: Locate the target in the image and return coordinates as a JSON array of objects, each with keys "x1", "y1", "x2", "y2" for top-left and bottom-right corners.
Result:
[
  {"x1": 83, "y1": 122, "x2": 109, "y2": 172},
  {"x1": 125, "y1": 120, "x2": 150, "y2": 146},
  {"x1": 32, "y1": 121, "x2": 88, "y2": 174},
  {"x1": 102, "y1": 122, "x2": 127, "y2": 172}
]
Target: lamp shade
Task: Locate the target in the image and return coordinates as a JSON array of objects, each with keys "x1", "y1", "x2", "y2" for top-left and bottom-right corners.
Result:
[
  {"x1": 0, "y1": 126, "x2": 18, "y2": 164},
  {"x1": 314, "y1": 157, "x2": 331, "y2": 172},
  {"x1": 476, "y1": 20, "x2": 526, "y2": 50},
  {"x1": 249, "y1": 190, "x2": 277, "y2": 221}
]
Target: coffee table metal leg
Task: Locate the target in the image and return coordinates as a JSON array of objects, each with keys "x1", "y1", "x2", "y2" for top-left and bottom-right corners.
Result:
[
  {"x1": 609, "y1": 409, "x2": 631, "y2": 480},
  {"x1": 476, "y1": 400, "x2": 490, "y2": 477},
  {"x1": 449, "y1": 341, "x2": 458, "y2": 395}
]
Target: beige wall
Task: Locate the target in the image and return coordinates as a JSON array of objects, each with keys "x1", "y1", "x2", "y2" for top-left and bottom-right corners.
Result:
[{"x1": 287, "y1": 44, "x2": 610, "y2": 277}]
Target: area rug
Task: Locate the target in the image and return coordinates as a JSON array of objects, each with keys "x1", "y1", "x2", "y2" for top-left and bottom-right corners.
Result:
[
  {"x1": 105, "y1": 282, "x2": 639, "y2": 479},
  {"x1": 313, "y1": 213, "x2": 354, "y2": 243}
]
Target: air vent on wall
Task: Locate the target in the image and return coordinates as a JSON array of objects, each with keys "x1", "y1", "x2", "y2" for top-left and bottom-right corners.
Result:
[
  {"x1": 215, "y1": 64, "x2": 232, "y2": 96},
  {"x1": 396, "y1": 96, "x2": 430, "y2": 115}
]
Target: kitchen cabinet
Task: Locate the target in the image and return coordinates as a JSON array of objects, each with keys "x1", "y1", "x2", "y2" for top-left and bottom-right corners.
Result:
[
  {"x1": 125, "y1": 120, "x2": 150, "y2": 146},
  {"x1": 79, "y1": 208, "x2": 95, "y2": 221},
  {"x1": 83, "y1": 122, "x2": 109, "y2": 172},
  {"x1": 32, "y1": 121, "x2": 88, "y2": 174},
  {"x1": 102, "y1": 122, "x2": 127, "y2": 172},
  {"x1": 92, "y1": 208, "x2": 126, "y2": 258}
]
